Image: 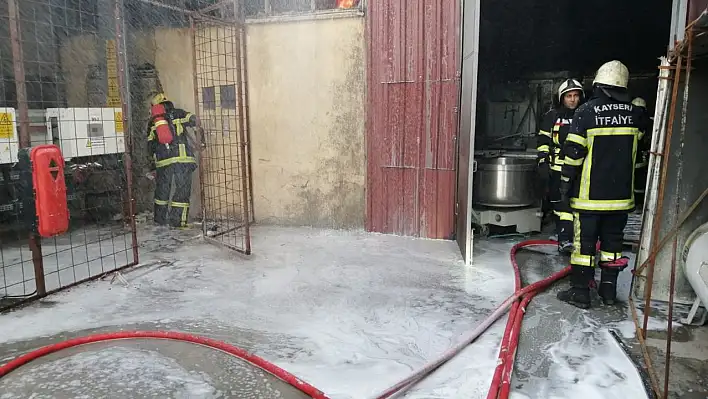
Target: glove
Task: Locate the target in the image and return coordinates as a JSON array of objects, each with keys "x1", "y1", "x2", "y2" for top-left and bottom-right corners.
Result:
[
  {"x1": 145, "y1": 170, "x2": 157, "y2": 181},
  {"x1": 559, "y1": 179, "x2": 571, "y2": 204},
  {"x1": 537, "y1": 162, "x2": 550, "y2": 194},
  {"x1": 538, "y1": 161, "x2": 549, "y2": 177}
]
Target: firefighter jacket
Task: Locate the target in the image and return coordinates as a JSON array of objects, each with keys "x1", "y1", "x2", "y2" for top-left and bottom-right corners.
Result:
[
  {"x1": 536, "y1": 107, "x2": 576, "y2": 172},
  {"x1": 635, "y1": 108, "x2": 653, "y2": 170},
  {"x1": 147, "y1": 105, "x2": 198, "y2": 170},
  {"x1": 560, "y1": 89, "x2": 646, "y2": 213}
]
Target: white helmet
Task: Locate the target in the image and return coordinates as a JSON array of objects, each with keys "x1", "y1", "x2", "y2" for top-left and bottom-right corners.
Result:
[
  {"x1": 593, "y1": 60, "x2": 629, "y2": 88},
  {"x1": 557, "y1": 79, "x2": 584, "y2": 102},
  {"x1": 631, "y1": 97, "x2": 647, "y2": 108}
]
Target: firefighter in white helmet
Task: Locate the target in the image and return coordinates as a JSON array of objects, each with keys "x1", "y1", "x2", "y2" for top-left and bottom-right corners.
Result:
[
  {"x1": 536, "y1": 78, "x2": 584, "y2": 255},
  {"x1": 631, "y1": 97, "x2": 652, "y2": 207},
  {"x1": 557, "y1": 61, "x2": 647, "y2": 308}
]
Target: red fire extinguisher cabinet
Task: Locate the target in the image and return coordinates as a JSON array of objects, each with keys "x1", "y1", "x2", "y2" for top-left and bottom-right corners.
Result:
[{"x1": 31, "y1": 145, "x2": 69, "y2": 237}]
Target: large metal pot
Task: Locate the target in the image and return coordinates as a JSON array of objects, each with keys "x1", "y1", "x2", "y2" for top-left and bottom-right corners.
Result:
[{"x1": 473, "y1": 155, "x2": 538, "y2": 207}]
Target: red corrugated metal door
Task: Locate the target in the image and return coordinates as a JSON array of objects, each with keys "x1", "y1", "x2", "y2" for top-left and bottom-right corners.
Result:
[{"x1": 366, "y1": 1, "x2": 461, "y2": 239}]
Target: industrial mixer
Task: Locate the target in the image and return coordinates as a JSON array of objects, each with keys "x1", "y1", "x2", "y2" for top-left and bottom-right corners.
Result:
[{"x1": 471, "y1": 151, "x2": 543, "y2": 235}]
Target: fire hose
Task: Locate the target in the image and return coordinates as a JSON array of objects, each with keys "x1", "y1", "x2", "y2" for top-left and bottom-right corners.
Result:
[
  {"x1": 0, "y1": 240, "x2": 566, "y2": 399},
  {"x1": 0, "y1": 331, "x2": 329, "y2": 399},
  {"x1": 370, "y1": 239, "x2": 567, "y2": 399}
]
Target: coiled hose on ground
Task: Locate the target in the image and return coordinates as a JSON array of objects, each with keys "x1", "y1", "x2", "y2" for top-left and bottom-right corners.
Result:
[{"x1": 0, "y1": 240, "x2": 566, "y2": 399}]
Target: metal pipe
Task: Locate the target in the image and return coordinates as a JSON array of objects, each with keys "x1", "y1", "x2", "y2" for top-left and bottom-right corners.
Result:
[
  {"x1": 8, "y1": 0, "x2": 29, "y2": 148},
  {"x1": 629, "y1": 295, "x2": 663, "y2": 397},
  {"x1": 199, "y1": 0, "x2": 233, "y2": 14},
  {"x1": 8, "y1": 0, "x2": 46, "y2": 297},
  {"x1": 642, "y1": 55, "x2": 683, "y2": 337},
  {"x1": 239, "y1": 4, "x2": 256, "y2": 224},
  {"x1": 635, "y1": 186, "x2": 708, "y2": 276},
  {"x1": 114, "y1": 0, "x2": 139, "y2": 264},
  {"x1": 231, "y1": 1, "x2": 252, "y2": 255},
  {"x1": 134, "y1": 0, "x2": 193, "y2": 14},
  {"x1": 635, "y1": 58, "x2": 671, "y2": 279},
  {"x1": 663, "y1": 29, "x2": 693, "y2": 399},
  {"x1": 190, "y1": 17, "x2": 208, "y2": 237}
]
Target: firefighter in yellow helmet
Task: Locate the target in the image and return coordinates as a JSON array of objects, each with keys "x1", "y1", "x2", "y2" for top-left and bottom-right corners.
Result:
[
  {"x1": 147, "y1": 93, "x2": 203, "y2": 228},
  {"x1": 557, "y1": 61, "x2": 646, "y2": 308},
  {"x1": 631, "y1": 97, "x2": 652, "y2": 207},
  {"x1": 537, "y1": 78, "x2": 584, "y2": 255}
]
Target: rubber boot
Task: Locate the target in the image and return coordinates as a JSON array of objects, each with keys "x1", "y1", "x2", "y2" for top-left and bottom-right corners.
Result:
[
  {"x1": 598, "y1": 257, "x2": 629, "y2": 305},
  {"x1": 557, "y1": 266, "x2": 595, "y2": 309},
  {"x1": 154, "y1": 203, "x2": 168, "y2": 226}
]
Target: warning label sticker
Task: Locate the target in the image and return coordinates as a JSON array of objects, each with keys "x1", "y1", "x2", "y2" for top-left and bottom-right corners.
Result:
[
  {"x1": 0, "y1": 112, "x2": 14, "y2": 139},
  {"x1": 115, "y1": 112, "x2": 124, "y2": 134}
]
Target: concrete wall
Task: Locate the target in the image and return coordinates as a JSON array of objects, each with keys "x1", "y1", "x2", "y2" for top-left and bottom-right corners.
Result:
[
  {"x1": 59, "y1": 15, "x2": 366, "y2": 229},
  {"x1": 147, "y1": 18, "x2": 367, "y2": 228},
  {"x1": 246, "y1": 16, "x2": 366, "y2": 228}
]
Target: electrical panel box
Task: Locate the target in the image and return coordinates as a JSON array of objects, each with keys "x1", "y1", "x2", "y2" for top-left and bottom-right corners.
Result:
[
  {"x1": 28, "y1": 109, "x2": 51, "y2": 147},
  {"x1": 0, "y1": 107, "x2": 19, "y2": 165},
  {"x1": 45, "y1": 108, "x2": 125, "y2": 158}
]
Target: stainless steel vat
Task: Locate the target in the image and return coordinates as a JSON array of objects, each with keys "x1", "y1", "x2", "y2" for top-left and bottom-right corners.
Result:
[{"x1": 472, "y1": 155, "x2": 538, "y2": 207}]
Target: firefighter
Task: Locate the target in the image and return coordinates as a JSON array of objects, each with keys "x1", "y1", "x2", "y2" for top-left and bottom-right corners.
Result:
[
  {"x1": 557, "y1": 60, "x2": 646, "y2": 309},
  {"x1": 631, "y1": 97, "x2": 652, "y2": 207},
  {"x1": 147, "y1": 93, "x2": 203, "y2": 228},
  {"x1": 536, "y1": 78, "x2": 584, "y2": 255}
]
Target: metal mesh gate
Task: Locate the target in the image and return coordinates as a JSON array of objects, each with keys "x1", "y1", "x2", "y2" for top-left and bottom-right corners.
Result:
[
  {"x1": 1, "y1": 0, "x2": 138, "y2": 311},
  {"x1": 191, "y1": 3, "x2": 253, "y2": 254}
]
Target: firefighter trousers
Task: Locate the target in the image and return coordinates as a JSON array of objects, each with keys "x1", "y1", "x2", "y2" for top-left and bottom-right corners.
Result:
[
  {"x1": 634, "y1": 165, "x2": 648, "y2": 208},
  {"x1": 570, "y1": 212, "x2": 629, "y2": 268},
  {"x1": 549, "y1": 170, "x2": 573, "y2": 243},
  {"x1": 154, "y1": 163, "x2": 193, "y2": 228}
]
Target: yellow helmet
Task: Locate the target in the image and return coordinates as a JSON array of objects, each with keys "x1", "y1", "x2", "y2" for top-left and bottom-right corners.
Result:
[
  {"x1": 150, "y1": 93, "x2": 168, "y2": 106},
  {"x1": 631, "y1": 97, "x2": 647, "y2": 108}
]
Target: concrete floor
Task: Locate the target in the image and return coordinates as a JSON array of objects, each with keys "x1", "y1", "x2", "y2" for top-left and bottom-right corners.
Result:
[
  {"x1": 496, "y1": 243, "x2": 648, "y2": 399},
  {"x1": 0, "y1": 224, "x2": 704, "y2": 398},
  {"x1": 625, "y1": 305, "x2": 708, "y2": 399},
  {"x1": 509, "y1": 238, "x2": 708, "y2": 399},
  {"x1": 0, "y1": 225, "x2": 516, "y2": 398}
]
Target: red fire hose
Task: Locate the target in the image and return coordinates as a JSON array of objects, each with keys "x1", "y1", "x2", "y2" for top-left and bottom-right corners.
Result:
[
  {"x1": 0, "y1": 330, "x2": 330, "y2": 399},
  {"x1": 0, "y1": 240, "x2": 566, "y2": 399},
  {"x1": 487, "y1": 239, "x2": 562, "y2": 399},
  {"x1": 370, "y1": 240, "x2": 568, "y2": 399}
]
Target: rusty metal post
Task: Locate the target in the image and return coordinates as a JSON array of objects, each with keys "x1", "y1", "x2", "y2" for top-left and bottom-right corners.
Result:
[
  {"x1": 114, "y1": 0, "x2": 139, "y2": 265},
  {"x1": 8, "y1": 0, "x2": 46, "y2": 297},
  {"x1": 238, "y1": 2, "x2": 256, "y2": 224},
  {"x1": 642, "y1": 54, "x2": 683, "y2": 337},
  {"x1": 232, "y1": 0, "x2": 252, "y2": 254},
  {"x1": 663, "y1": 29, "x2": 694, "y2": 399},
  {"x1": 190, "y1": 17, "x2": 208, "y2": 236}
]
